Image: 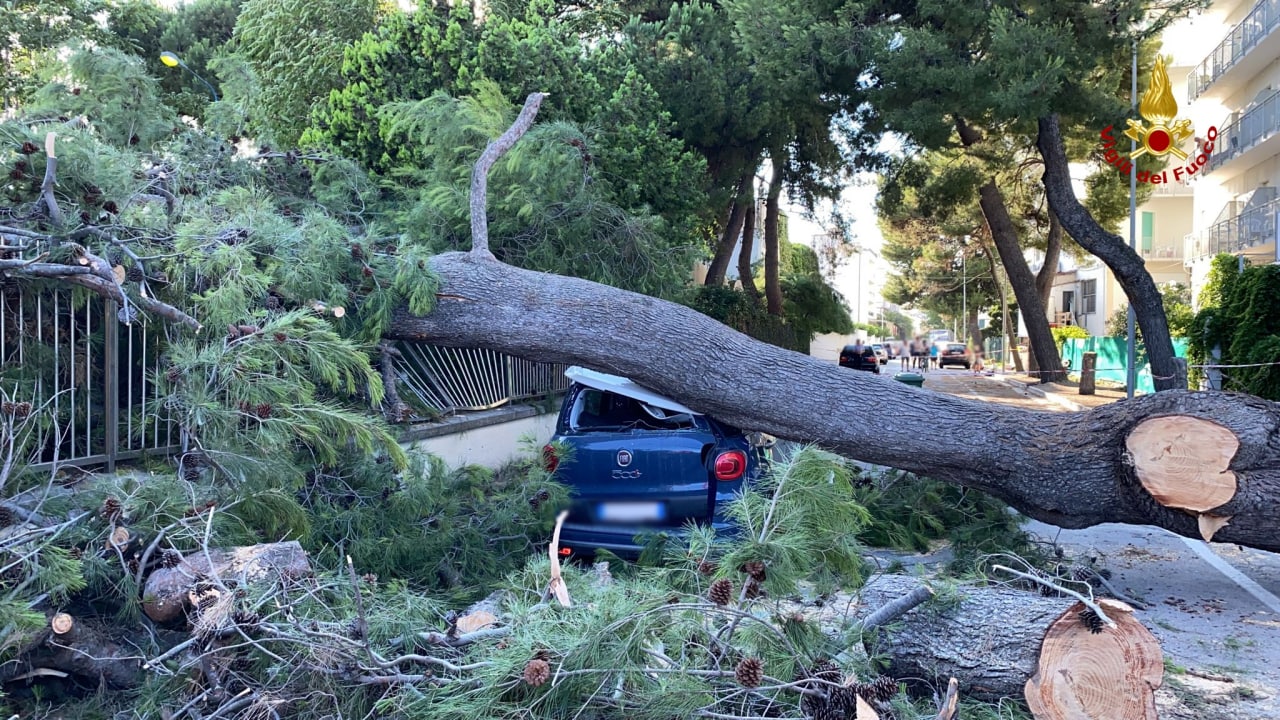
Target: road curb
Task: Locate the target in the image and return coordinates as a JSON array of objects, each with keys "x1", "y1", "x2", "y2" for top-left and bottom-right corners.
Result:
[{"x1": 993, "y1": 375, "x2": 1084, "y2": 412}]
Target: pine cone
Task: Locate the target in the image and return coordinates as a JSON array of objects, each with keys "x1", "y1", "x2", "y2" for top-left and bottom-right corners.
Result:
[
  {"x1": 10, "y1": 401, "x2": 28, "y2": 418},
  {"x1": 734, "y1": 657, "x2": 764, "y2": 688},
  {"x1": 0, "y1": 506, "x2": 14, "y2": 527},
  {"x1": 1078, "y1": 608, "x2": 1105, "y2": 634},
  {"x1": 265, "y1": 295, "x2": 282, "y2": 310},
  {"x1": 708, "y1": 578, "x2": 734, "y2": 606},
  {"x1": 102, "y1": 200, "x2": 118, "y2": 214},
  {"x1": 20, "y1": 141, "x2": 38, "y2": 155},
  {"x1": 232, "y1": 610, "x2": 260, "y2": 626},
  {"x1": 273, "y1": 332, "x2": 287, "y2": 343},
  {"x1": 744, "y1": 578, "x2": 765, "y2": 600},
  {"x1": 697, "y1": 560, "x2": 718, "y2": 577},
  {"x1": 361, "y1": 573, "x2": 377, "y2": 586},
  {"x1": 523, "y1": 658, "x2": 551, "y2": 687},
  {"x1": 741, "y1": 560, "x2": 767, "y2": 582},
  {"x1": 350, "y1": 243, "x2": 363, "y2": 260},
  {"x1": 857, "y1": 674, "x2": 898, "y2": 703},
  {"x1": 101, "y1": 497, "x2": 122, "y2": 521},
  {"x1": 255, "y1": 403, "x2": 272, "y2": 419},
  {"x1": 160, "y1": 549, "x2": 183, "y2": 568},
  {"x1": 181, "y1": 463, "x2": 200, "y2": 483},
  {"x1": 529, "y1": 488, "x2": 551, "y2": 508},
  {"x1": 1, "y1": 401, "x2": 13, "y2": 415},
  {"x1": 810, "y1": 659, "x2": 842, "y2": 685}
]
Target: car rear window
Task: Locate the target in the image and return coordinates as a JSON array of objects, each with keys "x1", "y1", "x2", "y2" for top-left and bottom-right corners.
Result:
[
  {"x1": 947, "y1": 344, "x2": 966, "y2": 352},
  {"x1": 569, "y1": 388, "x2": 697, "y2": 431}
]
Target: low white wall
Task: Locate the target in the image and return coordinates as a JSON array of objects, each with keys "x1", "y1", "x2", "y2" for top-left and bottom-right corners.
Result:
[
  {"x1": 810, "y1": 333, "x2": 850, "y2": 363},
  {"x1": 407, "y1": 411, "x2": 558, "y2": 469}
]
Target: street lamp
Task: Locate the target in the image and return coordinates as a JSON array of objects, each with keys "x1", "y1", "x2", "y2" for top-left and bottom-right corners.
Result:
[{"x1": 159, "y1": 51, "x2": 218, "y2": 101}]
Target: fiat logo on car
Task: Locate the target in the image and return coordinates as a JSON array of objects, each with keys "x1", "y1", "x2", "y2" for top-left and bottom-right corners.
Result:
[{"x1": 616, "y1": 450, "x2": 633, "y2": 467}]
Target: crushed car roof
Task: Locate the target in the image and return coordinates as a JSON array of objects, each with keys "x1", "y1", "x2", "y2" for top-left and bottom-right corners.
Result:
[{"x1": 564, "y1": 366, "x2": 702, "y2": 416}]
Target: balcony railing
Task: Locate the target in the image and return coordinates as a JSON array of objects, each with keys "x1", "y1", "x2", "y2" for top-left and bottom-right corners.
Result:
[
  {"x1": 1185, "y1": 195, "x2": 1280, "y2": 259},
  {"x1": 1207, "y1": 88, "x2": 1280, "y2": 174},
  {"x1": 1140, "y1": 244, "x2": 1183, "y2": 260},
  {"x1": 1188, "y1": 0, "x2": 1280, "y2": 101}
]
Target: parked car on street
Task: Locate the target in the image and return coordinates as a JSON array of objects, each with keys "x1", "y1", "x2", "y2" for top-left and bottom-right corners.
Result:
[
  {"x1": 546, "y1": 367, "x2": 771, "y2": 559},
  {"x1": 937, "y1": 342, "x2": 971, "y2": 369},
  {"x1": 870, "y1": 344, "x2": 889, "y2": 364},
  {"x1": 839, "y1": 345, "x2": 881, "y2": 374}
]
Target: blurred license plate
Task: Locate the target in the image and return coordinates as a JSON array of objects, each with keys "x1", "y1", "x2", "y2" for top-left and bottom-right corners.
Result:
[{"x1": 599, "y1": 502, "x2": 664, "y2": 522}]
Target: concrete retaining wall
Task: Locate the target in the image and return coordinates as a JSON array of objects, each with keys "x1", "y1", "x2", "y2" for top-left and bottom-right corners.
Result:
[{"x1": 400, "y1": 406, "x2": 559, "y2": 469}]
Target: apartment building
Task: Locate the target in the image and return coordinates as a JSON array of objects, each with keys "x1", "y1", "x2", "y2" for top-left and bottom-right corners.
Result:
[
  {"x1": 1047, "y1": 1, "x2": 1276, "y2": 336},
  {"x1": 1183, "y1": 0, "x2": 1280, "y2": 298}
]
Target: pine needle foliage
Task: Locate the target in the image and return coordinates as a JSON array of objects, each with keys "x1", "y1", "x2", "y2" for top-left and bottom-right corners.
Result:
[
  {"x1": 854, "y1": 470, "x2": 1043, "y2": 573},
  {"x1": 381, "y1": 83, "x2": 695, "y2": 299},
  {"x1": 27, "y1": 45, "x2": 180, "y2": 150},
  {"x1": 714, "y1": 446, "x2": 872, "y2": 595},
  {"x1": 304, "y1": 450, "x2": 567, "y2": 599},
  {"x1": 156, "y1": 310, "x2": 405, "y2": 472}
]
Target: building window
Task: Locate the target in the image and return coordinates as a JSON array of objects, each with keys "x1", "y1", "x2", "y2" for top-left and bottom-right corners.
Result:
[
  {"x1": 1062, "y1": 290, "x2": 1075, "y2": 313},
  {"x1": 1080, "y1": 279, "x2": 1097, "y2": 314}
]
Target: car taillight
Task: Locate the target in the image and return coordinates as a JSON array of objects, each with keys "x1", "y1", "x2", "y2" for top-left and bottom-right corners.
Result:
[
  {"x1": 542, "y1": 444, "x2": 559, "y2": 473},
  {"x1": 714, "y1": 450, "x2": 747, "y2": 481}
]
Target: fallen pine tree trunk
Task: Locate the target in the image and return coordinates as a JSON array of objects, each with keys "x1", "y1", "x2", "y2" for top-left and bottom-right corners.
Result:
[
  {"x1": 385, "y1": 251, "x2": 1280, "y2": 552},
  {"x1": 856, "y1": 575, "x2": 1162, "y2": 719},
  {"x1": 857, "y1": 575, "x2": 1073, "y2": 701}
]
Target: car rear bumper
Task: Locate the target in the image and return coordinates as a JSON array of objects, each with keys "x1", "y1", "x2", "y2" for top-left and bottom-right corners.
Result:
[{"x1": 559, "y1": 520, "x2": 735, "y2": 559}]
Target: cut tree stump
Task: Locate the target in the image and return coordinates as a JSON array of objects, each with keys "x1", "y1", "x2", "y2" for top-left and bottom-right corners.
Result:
[
  {"x1": 1126, "y1": 415, "x2": 1239, "y2": 541},
  {"x1": 857, "y1": 576, "x2": 1164, "y2": 717},
  {"x1": 0, "y1": 613, "x2": 143, "y2": 688},
  {"x1": 856, "y1": 575, "x2": 1082, "y2": 700},
  {"x1": 1025, "y1": 599, "x2": 1162, "y2": 720},
  {"x1": 142, "y1": 541, "x2": 311, "y2": 623}
]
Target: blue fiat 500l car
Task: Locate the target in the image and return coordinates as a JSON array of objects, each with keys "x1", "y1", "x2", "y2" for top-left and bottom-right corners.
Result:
[{"x1": 545, "y1": 367, "x2": 771, "y2": 559}]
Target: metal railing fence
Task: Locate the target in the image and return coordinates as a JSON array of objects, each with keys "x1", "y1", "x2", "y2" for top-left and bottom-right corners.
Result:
[
  {"x1": 395, "y1": 342, "x2": 571, "y2": 419},
  {"x1": 1208, "y1": 88, "x2": 1280, "y2": 175},
  {"x1": 1184, "y1": 194, "x2": 1280, "y2": 259},
  {"x1": 2, "y1": 283, "x2": 573, "y2": 470},
  {"x1": 1188, "y1": 0, "x2": 1280, "y2": 101},
  {"x1": 0, "y1": 285, "x2": 177, "y2": 472}
]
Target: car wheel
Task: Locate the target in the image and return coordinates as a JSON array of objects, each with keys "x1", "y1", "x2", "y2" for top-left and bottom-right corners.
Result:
[{"x1": 964, "y1": 363, "x2": 970, "y2": 369}]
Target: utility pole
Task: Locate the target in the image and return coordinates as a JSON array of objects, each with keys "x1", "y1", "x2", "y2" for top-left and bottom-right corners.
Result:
[
  {"x1": 1125, "y1": 36, "x2": 1138, "y2": 399},
  {"x1": 961, "y1": 243, "x2": 968, "y2": 345}
]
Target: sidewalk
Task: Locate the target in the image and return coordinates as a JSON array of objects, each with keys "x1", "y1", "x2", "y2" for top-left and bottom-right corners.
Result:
[{"x1": 995, "y1": 372, "x2": 1129, "y2": 411}]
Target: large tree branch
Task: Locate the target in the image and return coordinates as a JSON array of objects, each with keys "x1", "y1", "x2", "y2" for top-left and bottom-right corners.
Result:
[
  {"x1": 386, "y1": 252, "x2": 1280, "y2": 551},
  {"x1": 0, "y1": 256, "x2": 199, "y2": 330},
  {"x1": 1036, "y1": 114, "x2": 1184, "y2": 390},
  {"x1": 40, "y1": 133, "x2": 65, "y2": 226},
  {"x1": 469, "y1": 93, "x2": 547, "y2": 258}
]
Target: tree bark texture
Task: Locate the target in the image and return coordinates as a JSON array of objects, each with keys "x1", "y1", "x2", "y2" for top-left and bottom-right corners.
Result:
[
  {"x1": 704, "y1": 171, "x2": 753, "y2": 286},
  {"x1": 955, "y1": 118, "x2": 1065, "y2": 382},
  {"x1": 738, "y1": 188, "x2": 759, "y2": 298},
  {"x1": 858, "y1": 575, "x2": 1071, "y2": 701},
  {"x1": 1037, "y1": 114, "x2": 1183, "y2": 391},
  {"x1": 1029, "y1": 213, "x2": 1063, "y2": 375},
  {"x1": 764, "y1": 154, "x2": 784, "y2": 316},
  {"x1": 388, "y1": 252, "x2": 1280, "y2": 552},
  {"x1": 0, "y1": 615, "x2": 144, "y2": 688}
]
